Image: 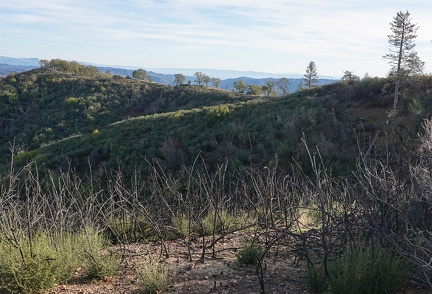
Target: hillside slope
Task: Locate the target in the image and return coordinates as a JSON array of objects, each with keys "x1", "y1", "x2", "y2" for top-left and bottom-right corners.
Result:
[
  {"x1": 0, "y1": 68, "x2": 252, "y2": 166},
  {"x1": 1, "y1": 67, "x2": 432, "y2": 177}
]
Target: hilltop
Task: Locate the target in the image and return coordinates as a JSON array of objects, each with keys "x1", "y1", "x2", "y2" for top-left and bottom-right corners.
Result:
[{"x1": 0, "y1": 56, "x2": 336, "y2": 93}]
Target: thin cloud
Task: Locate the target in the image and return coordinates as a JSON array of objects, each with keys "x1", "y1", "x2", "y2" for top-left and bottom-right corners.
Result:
[{"x1": 1, "y1": 0, "x2": 431, "y2": 76}]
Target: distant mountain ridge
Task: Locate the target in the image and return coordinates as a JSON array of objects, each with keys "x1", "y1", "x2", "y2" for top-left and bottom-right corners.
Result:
[
  {"x1": 0, "y1": 64, "x2": 37, "y2": 76},
  {"x1": 0, "y1": 56, "x2": 337, "y2": 92},
  {"x1": 145, "y1": 68, "x2": 313, "y2": 79},
  {"x1": 0, "y1": 56, "x2": 40, "y2": 66}
]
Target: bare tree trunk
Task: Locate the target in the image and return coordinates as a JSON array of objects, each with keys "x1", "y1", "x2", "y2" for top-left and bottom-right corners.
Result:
[
  {"x1": 393, "y1": 17, "x2": 404, "y2": 114},
  {"x1": 393, "y1": 79, "x2": 399, "y2": 113},
  {"x1": 362, "y1": 131, "x2": 380, "y2": 164}
]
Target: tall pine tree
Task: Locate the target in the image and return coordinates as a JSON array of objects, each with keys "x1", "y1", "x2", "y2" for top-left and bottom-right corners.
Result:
[
  {"x1": 304, "y1": 61, "x2": 318, "y2": 89},
  {"x1": 383, "y1": 11, "x2": 423, "y2": 113}
]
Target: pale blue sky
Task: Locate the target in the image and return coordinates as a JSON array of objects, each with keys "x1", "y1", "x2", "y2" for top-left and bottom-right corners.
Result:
[{"x1": 1, "y1": 0, "x2": 431, "y2": 78}]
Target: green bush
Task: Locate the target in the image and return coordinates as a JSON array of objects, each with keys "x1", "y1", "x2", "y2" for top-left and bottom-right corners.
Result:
[
  {"x1": 107, "y1": 215, "x2": 157, "y2": 243},
  {"x1": 196, "y1": 209, "x2": 250, "y2": 237},
  {"x1": 84, "y1": 251, "x2": 119, "y2": 281},
  {"x1": 137, "y1": 259, "x2": 171, "y2": 294},
  {"x1": 172, "y1": 210, "x2": 251, "y2": 238},
  {"x1": 306, "y1": 261, "x2": 327, "y2": 293},
  {"x1": 331, "y1": 244, "x2": 410, "y2": 294},
  {"x1": 236, "y1": 240, "x2": 263, "y2": 265},
  {"x1": 171, "y1": 213, "x2": 191, "y2": 238},
  {"x1": 0, "y1": 230, "x2": 82, "y2": 294},
  {"x1": 307, "y1": 242, "x2": 411, "y2": 294},
  {"x1": 409, "y1": 97, "x2": 423, "y2": 116},
  {"x1": 78, "y1": 227, "x2": 119, "y2": 280}
]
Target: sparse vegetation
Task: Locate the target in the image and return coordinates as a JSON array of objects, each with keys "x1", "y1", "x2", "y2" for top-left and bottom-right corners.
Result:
[
  {"x1": 137, "y1": 259, "x2": 171, "y2": 294},
  {"x1": 236, "y1": 240, "x2": 263, "y2": 265}
]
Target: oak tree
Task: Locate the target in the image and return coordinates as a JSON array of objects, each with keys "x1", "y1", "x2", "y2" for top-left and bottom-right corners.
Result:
[
  {"x1": 211, "y1": 77, "x2": 221, "y2": 88},
  {"x1": 233, "y1": 80, "x2": 247, "y2": 93},
  {"x1": 203, "y1": 74, "x2": 211, "y2": 87},
  {"x1": 194, "y1": 72, "x2": 206, "y2": 86},
  {"x1": 132, "y1": 68, "x2": 148, "y2": 80},
  {"x1": 262, "y1": 81, "x2": 276, "y2": 97},
  {"x1": 174, "y1": 73, "x2": 185, "y2": 86},
  {"x1": 39, "y1": 59, "x2": 49, "y2": 68},
  {"x1": 277, "y1": 77, "x2": 290, "y2": 96},
  {"x1": 247, "y1": 84, "x2": 262, "y2": 95}
]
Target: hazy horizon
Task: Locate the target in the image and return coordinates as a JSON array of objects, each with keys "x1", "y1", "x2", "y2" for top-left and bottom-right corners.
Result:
[
  {"x1": 0, "y1": 0, "x2": 432, "y2": 77},
  {"x1": 1, "y1": 55, "x2": 341, "y2": 79},
  {"x1": 1, "y1": 0, "x2": 431, "y2": 79}
]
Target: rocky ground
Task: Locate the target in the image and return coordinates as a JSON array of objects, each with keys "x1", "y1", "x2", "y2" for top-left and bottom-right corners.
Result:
[
  {"x1": 47, "y1": 231, "x2": 311, "y2": 294},
  {"x1": 46, "y1": 230, "x2": 429, "y2": 294}
]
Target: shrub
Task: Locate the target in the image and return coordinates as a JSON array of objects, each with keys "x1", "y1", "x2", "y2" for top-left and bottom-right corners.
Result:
[
  {"x1": 198, "y1": 209, "x2": 225, "y2": 236},
  {"x1": 305, "y1": 242, "x2": 411, "y2": 294},
  {"x1": 236, "y1": 240, "x2": 263, "y2": 265},
  {"x1": 297, "y1": 204, "x2": 322, "y2": 229},
  {"x1": 84, "y1": 251, "x2": 119, "y2": 281},
  {"x1": 306, "y1": 261, "x2": 327, "y2": 293},
  {"x1": 328, "y1": 243, "x2": 410, "y2": 294},
  {"x1": 197, "y1": 209, "x2": 250, "y2": 237},
  {"x1": 171, "y1": 213, "x2": 191, "y2": 238},
  {"x1": 0, "y1": 230, "x2": 82, "y2": 294},
  {"x1": 207, "y1": 105, "x2": 230, "y2": 124},
  {"x1": 137, "y1": 259, "x2": 171, "y2": 294},
  {"x1": 409, "y1": 97, "x2": 423, "y2": 116},
  {"x1": 78, "y1": 227, "x2": 120, "y2": 280},
  {"x1": 107, "y1": 215, "x2": 157, "y2": 243},
  {"x1": 172, "y1": 210, "x2": 251, "y2": 238}
]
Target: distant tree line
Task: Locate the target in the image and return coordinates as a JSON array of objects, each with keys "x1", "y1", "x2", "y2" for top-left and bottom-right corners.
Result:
[
  {"x1": 192, "y1": 72, "x2": 221, "y2": 88},
  {"x1": 229, "y1": 61, "x2": 320, "y2": 97},
  {"x1": 231, "y1": 78, "x2": 291, "y2": 97},
  {"x1": 170, "y1": 72, "x2": 221, "y2": 88},
  {"x1": 39, "y1": 59, "x2": 101, "y2": 76}
]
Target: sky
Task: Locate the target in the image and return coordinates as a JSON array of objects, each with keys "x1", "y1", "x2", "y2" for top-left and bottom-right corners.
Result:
[{"x1": 1, "y1": 0, "x2": 431, "y2": 78}]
